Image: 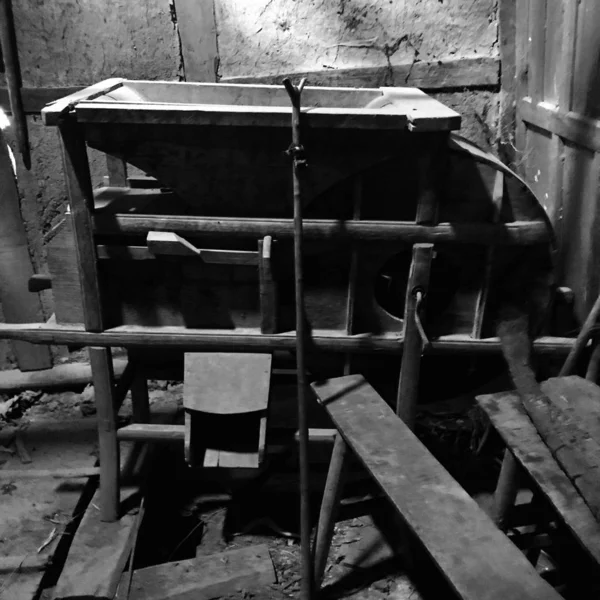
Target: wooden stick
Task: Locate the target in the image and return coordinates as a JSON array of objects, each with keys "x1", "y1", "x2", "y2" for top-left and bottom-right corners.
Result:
[
  {"x1": 492, "y1": 450, "x2": 521, "y2": 529},
  {"x1": 89, "y1": 347, "x2": 119, "y2": 522},
  {"x1": 0, "y1": 0, "x2": 30, "y2": 168},
  {"x1": 283, "y1": 76, "x2": 314, "y2": 600},
  {"x1": 0, "y1": 321, "x2": 577, "y2": 354},
  {"x1": 94, "y1": 214, "x2": 551, "y2": 246},
  {"x1": 396, "y1": 244, "x2": 434, "y2": 426},
  {"x1": 560, "y1": 290, "x2": 600, "y2": 376}
]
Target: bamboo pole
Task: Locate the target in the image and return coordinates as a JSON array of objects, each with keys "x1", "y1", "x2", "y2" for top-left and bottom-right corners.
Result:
[{"x1": 283, "y1": 76, "x2": 314, "y2": 600}]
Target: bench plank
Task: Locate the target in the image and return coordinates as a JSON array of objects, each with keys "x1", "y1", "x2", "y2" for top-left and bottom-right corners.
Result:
[
  {"x1": 311, "y1": 375, "x2": 561, "y2": 600},
  {"x1": 477, "y1": 384, "x2": 600, "y2": 566}
]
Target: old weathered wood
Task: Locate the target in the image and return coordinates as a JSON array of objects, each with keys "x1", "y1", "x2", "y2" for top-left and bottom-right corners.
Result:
[
  {"x1": 58, "y1": 121, "x2": 104, "y2": 332},
  {"x1": 477, "y1": 389, "x2": 600, "y2": 566},
  {"x1": 95, "y1": 214, "x2": 550, "y2": 246},
  {"x1": 0, "y1": 467, "x2": 100, "y2": 479},
  {"x1": 311, "y1": 375, "x2": 561, "y2": 600},
  {"x1": 258, "y1": 236, "x2": 277, "y2": 334},
  {"x1": 174, "y1": 0, "x2": 219, "y2": 83},
  {"x1": 396, "y1": 244, "x2": 434, "y2": 426},
  {"x1": 117, "y1": 424, "x2": 184, "y2": 442},
  {"x1": 53, "y1": 401, "x2": 178, "y2": 600},
  {"x1": 41, "y1": 78, "x2": 124, "y2": 125},
  {"x1": 184, "y1": 352, "x2": 271, "y2": 414},
  {"x1": 121, "y1": 544, "x2": 275, "y2": 600},
  {"x1": 498, "y1": 0, "x2": 517, "y2": 164},
  {"x1": 224, "y1": 56, "x2": 500, "y2": 90},
  {"x1": 0, "y1": 321, "x2": 576, "y2": 354},
  {"x1": 0, "y1": 0, "x2": 30, "y2": 167},
  {"x1": 492, "y1": 450, "x2": 521, "y2": 529},
  {"x1": 0, "y1": 554, "x2": 52, "y2": 573},
  {"x1": 0, "y1": 357, "x2": 127, "y2": 392},
  {"x1": 0, "y1": 128, "x2": 52, "y2": 370},
  {"x1": 313, "y1": 434, "x2": 348, "y2": 588},
  {"x1": 89, "y1": 346, "x2": 119, "y2": 522}
]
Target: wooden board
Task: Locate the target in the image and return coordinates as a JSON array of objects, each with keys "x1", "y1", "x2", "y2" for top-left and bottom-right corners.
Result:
[
  {"x1": 174, "y1": 0, "x2": 219, "y2": 83},
  {"x1": 311, "y1": 375, "x2": 561, "y2": 600},
  {"x1": 0, "y1": 128, "x2": 52, "y2": 370},
  {"x1": 119, "y1": 544, "x2": 275, "y2": 600},
  {"x1": 183, "y1": 352, "x2": 272, "y2": 414},
  {"x1": 477, "y1": 384, "x2": 600, "y2": 566},
  {"x1": 52, "y1": 400, "x2": 179, "y2": 600}
]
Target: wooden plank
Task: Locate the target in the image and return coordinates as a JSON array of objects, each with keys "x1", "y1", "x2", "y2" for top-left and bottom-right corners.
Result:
[
  {"x1": 183, "y1": 352, "x2": 271, "y2": 414},
  {"x1": 258, "y1": 236, "x2": 277, "y2": 334},
  {"x1": 311, "y1": 375, "x2": 561, "y2": 600},
  {"x1": 223, "y1": 56, "x2": 500, "y2": 90},
  {"x1": 174, "y1": 0, "x2": 219, "y2": 83},
  {"x1": 121, "y1": 544, "x2": 275, "y2": 600},
  {"x1": 58, "y1": 120, "x2": 104, "y2": 332},
  {"x1": 396, "y1": 244, "x2": 434, "y2": 425},
  {"x1": 543, "y1": 1, "x2": 565, "y2": 106},
  {"x1": 0, "y1": 128, "x2": 52, "y2": 370},
  {"x1": 528, "y1": 0, "x2": 547, "y2": 104},
  {"x1": 0, "y1": 357, "x2": 127, "y2": 391},
  {"x1": 477, "y1": 389, "x2": 600, "y2": 566},
  {"x1": 118, "y1": 424, "x2": 184, "y2": 442},
  {"x1": 514, "y1": 0, "x2": 530, "y2": 173},
  {"x1": 73, "y1": 99, "x2": 460, "y2": 132},
  {"x1": 0, "y1": 321, "x2": 576, "y2": 354},
  {"x1": 519, "y1": 98, "x2": 600, "y2": 154},
  {"x1": 53, "y1": 403, "x2": 178, "y2": 600},
  {"x1": 499, "y1": 0, "x2": 517, "y2": 164},
  {"x1": 41, "y1": 78, "x2": 124, "y2": 125},
  {"x1": 95, "y1": 214, "x2": 552, "y2": 246},
  {"x1": 557, "y1": 0, "x2": 578, "y2": 110}
]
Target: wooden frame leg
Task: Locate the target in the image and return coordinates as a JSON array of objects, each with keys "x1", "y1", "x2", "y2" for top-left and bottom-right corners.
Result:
[
  {"x1": 89, "y1": 346, "x2": 120, "y2": 522},
  {"x1": 313, "y1": 434, "x2": 349, "y2": 590},
  {"x1": 493, "y1": 449, "x2": 521, "y2": 529}
]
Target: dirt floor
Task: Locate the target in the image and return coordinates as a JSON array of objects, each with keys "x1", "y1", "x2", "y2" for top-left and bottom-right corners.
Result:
[{"x1": 0, "y1": 372, "x2": 505, "y2": 600}]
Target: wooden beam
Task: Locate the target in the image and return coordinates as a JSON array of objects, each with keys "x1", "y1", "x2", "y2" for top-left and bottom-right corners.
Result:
[
  {"x1": 223, "y1": 56, "x2": 500, "y2": 90},
  {"x1": 94, "y1": 214, "x2": 552, "y2": 246},
  {"x1": 498, "y1": 0, "x2": 517, "y2": 165},
  {"x1": 174, "y1": 0, "x2": 219, "y2": 83},
  {"x1": 0, "y1": 321, "x2": 576, "y2": 354},
  {"x1": 0, "y1": 128, "x2": 52, "y2": 370}
]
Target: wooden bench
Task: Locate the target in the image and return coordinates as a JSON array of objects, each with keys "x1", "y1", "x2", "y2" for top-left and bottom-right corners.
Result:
[{"x1": 311, "y1": 374, "x2": 562, "y2": 599}]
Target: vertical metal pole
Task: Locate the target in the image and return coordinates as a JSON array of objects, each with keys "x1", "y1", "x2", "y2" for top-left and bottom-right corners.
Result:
[{"x1": 283, "y1": 77, "x2": 314, "y2": 600}]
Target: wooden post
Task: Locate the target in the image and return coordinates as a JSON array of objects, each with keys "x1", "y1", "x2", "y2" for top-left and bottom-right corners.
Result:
[
  {"x1": 89, "y1": 346, "x2": 119, "y2": 522},
  {"x1": 58, "y1": 118, "x2": 104, "y2": 332},
  {"x1": 492, "y1": 450, "x2": 521, "y2": 529},
  {"x1": 396, "y1": 243, "x2": 434, "y2": 426},
  {"x1": 258, "y1": 235, "x2": 277, "y2": 334},
  {"x1": 313, "y1": 434, "x2": 348, "y2": 588}
]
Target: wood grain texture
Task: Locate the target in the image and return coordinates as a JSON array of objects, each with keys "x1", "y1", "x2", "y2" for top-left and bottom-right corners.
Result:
[
  {"x1": 175, "y1": 0, "x2": 219, "y2": 83},
  {"x1": 477, "y1": 384, "x2": 600, "y2": 566},
  {"x1": 183, "y1": 352, "x2": 271, "y2": 414},
  {"x1": 312, "y1": 375, "x2": 561, "y2": 600},
  {"x1": 58, "y1": 121, "x2": 103, "y2": 331},
  {"x1": 121, "y1": 544, "x2": 275, "y2": 600},
  {"x1": 0, "y1": 127, "x2": 52, "y2": 370}
]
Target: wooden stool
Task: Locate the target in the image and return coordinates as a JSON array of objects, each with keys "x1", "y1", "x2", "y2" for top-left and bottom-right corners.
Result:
[{"x1": 311, "y1": 375, "x2": 561, "y2": 599}]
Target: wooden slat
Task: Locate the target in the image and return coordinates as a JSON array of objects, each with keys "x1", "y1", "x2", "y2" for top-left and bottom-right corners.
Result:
[
  {"x1": 258, "y1": 236, "x2": 277, "y2": 334},
  {"x1": 499, "y1": 0, "x2": 517, "y2": 164},
  {"x1": 94, "y1": 213, "x2": 552, "y2": 246},
  {"x1": 514, "y1": 0, "x2": 530, "y2": 170},
  {"x1": 121, "y1": 544, "x2": 275, "y2": 600},
  {"x1": 312, "y1": 375, "x2": 561, "y2": 600},
  {"x1": 0, "y1": 128, "x2": 52, "y2": 370},
  {"x1": 175, "y1": 0, "x2": 219, "y2": 83},
  {"x1": 519, "y1": 98, "x2": 600, "y2": 154},
  {"x1": 41, "y1": 78, "x2": 124, "y2": 125},
  {"x1": 224, "y1": 56, "x2": 500, "y2": 90},
  {"x1": 477, "y1": 386, "x2": 600, "y2": 566},
  {"x1": 58, "y1": 121, "x2": 104, "y2": 332},
  {"x1": 528, "y1": 0, "x2": 547, "y2": 104},
  {"x1": 557, "y1": 0, "x2": 578, "y2": 110},
  {"x1": 572, "y1": 0, "x2": 600, "y2": 118},
  {"x1": 543, "y1": 1, "x2": 565, "y2": 106},
  {"x1": 0, "y1": 321, "x2": 577, "y2": 354},
  {"x1": 183, "y1": 352, "x2": 271, "y2": 414},
  {"x1": 118, "y1": 424, "x2": 184, "y2": 442}
]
